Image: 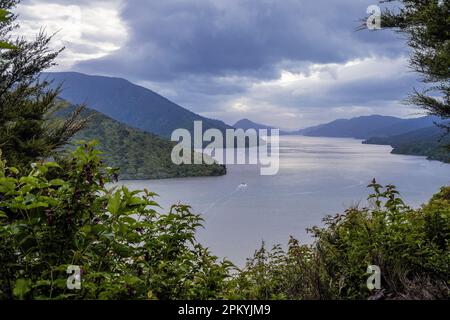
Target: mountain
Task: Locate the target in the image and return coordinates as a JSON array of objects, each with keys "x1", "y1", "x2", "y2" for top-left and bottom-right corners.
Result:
[
  {"x1": 61, "y1": 106, "x2": 226, "y2": 180},
  {"x1": 234, "y1": 119, "x2": 275, "y2": 131},
  {"x1": 42, "y1": 72, "x2": 233, "y2": 138},
  {"x1": 364, "y1": 125, "x2": 450, "y2": 163},
  {"x1": 233, "y1": 118, "x2": 292, "y2": 135},
  {"x1": 296, "y1": 115, "x2": 404, "y2": 139},
  {"x1": 293, "y1": 114, "x2": 449, "y2": 163},
  {"x1": 366, "y1": 115, "x2": 441, "y2": 138},
  {"x1": 296, "y1": 115, "x2": 442, "y2": 140}
]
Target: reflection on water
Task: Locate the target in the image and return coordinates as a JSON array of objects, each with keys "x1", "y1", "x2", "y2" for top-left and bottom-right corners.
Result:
[{"x1": 122, "y1": 136, "x2": 450, "y2": 265}]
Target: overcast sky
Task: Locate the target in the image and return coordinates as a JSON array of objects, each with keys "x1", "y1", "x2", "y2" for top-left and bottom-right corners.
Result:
[{"x1": 17, "y1": 0, "x2": 425, "y2": 129}]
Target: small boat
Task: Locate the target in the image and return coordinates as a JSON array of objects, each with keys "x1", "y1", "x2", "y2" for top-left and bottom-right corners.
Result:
[{"x1": 238, "y1": 183, "x2": 248, "y2": 188}]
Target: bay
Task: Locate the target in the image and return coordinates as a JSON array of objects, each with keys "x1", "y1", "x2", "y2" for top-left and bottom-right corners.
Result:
[{"x1": 122, "y1": 136, "x2": 450, "y2": 265}]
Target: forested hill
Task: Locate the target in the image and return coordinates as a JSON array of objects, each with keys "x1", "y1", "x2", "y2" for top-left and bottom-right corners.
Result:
[
  {"x1": 233, "y1": 118, "x2": 290, "y2": 135},
  {"x1": 364, "y1": 126, "x2": 450, "y2": 163},
  {"x1": 43, "y1": 72, "x2": 232, "y2": 138},
  {"x1": 295, "y1": 115, "x2": 439, "y2": 139},
  {"x1": 62, "y1": 106, "x2": 226, "y2": 180},
  {"x1": 293, "y1": 114, "x2": 449, "y2": 163}
]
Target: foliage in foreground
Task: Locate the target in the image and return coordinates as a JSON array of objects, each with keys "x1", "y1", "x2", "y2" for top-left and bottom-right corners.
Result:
[
  {"x1": 0, "y1": 144, "x2": 448, "y2": 300},
  {"x1": 233, "y1": 181, "x2": 449, "y2": 300},
  {"x1": 0, "y1": 143, "x2": 232, "y2": 300}
]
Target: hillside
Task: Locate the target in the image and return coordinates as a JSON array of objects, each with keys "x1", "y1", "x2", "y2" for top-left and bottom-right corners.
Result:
[
  {"x1": 292, "y1": 114, "x2": 449, "y2": 163},
  {"x1": 63, "y1": 107, "x2": 226, "y2": 180},
  {"x1": 233, "y1": 118, "x2": 290, "y2": 135},
  {"x1": 296, "y1": 115, "x2": 442, "y2": 139},
  {"x1": 234, "y1": 118, "x2": 275, "y2": 131},
  {"x1": 296, "y1": 115, "x2": 404, "y2": 139},
  {"x1": 366, "y1": 115, "x2": 441, "y2": 138},
  {"x1": 43, "y1": 72, "x2": 233, "y2": 138},
  {"x1": 364, "y1": 126, "x2": 450, "y2": 163}
]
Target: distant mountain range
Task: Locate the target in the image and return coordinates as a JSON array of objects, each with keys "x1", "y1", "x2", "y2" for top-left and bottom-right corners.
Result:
[
  {"x1": 234, "y1": 119, "x2": 275, "y2": 131},
  {"x1": 41, "y1": 71, "x2": 449, "y2": 171},
  {"x1": 233, "y1": 115, "x2": 442, "y2": 138},
  {"x1": 295, "y1": 115, "x2": 449, "y2": 162},
  {"x1": 295, "y1": 115, "x2": 441, "y2": 139},
  {"x1": 43, "y1": 72, "x2": 232, "y2": 138},
  {"x1": 234, "y1": 115, "x2": 450, "y2": 163},
  {"x1": 60, "y1": 106, "x2": 226, "y2": 180},
  {"x1": 233, "y1": 119, "x2": 290, "y2": 135}
]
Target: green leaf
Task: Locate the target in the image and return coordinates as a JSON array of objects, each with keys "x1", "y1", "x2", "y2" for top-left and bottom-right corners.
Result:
[
  {"x1": 8, "y1": 167, "x2": 19, "y2": 175},
  {"x1": 0, "y1": 8, "x2": 11, "y2": 20},
  {"x1": 34, "y1": 280, "x2": 51, "y2": 287},
  {"x1": 44, "y1": 162, "x2": 61, "y2": 169},
  {"x1": 26, "y1": 202, "x2": 49, "y2": 209},
  {"x1": 19, "y1": 176, "x2": 40, "y2": 186},
  {"x1": 0, "y1": 8, "x2": 8, "y2": 16},
  {"x1": 0, "y1": 41, "x2": 16, "y2": 49},
  {"x1": 13, "y1": 279, "x2": 31, "y2": 300},
  {"x1": 49, "y1": 179, "x2": 66, "y2": 186},
  {"x1": 107, "y1": 191, "x2": 121, "y2": 215},
  {"x1": 0, "y1": 8, "x2": 16, "y2": 49}
]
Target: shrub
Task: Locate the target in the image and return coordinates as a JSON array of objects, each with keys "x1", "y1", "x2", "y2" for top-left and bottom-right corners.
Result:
[
  {"x1": 0, "y1": 142, "x2": 232, "y2": 300},
  {"x1": 1, "y1": 143, "x2": 448, "y2": 300},
  {"x1": 232, "y1": 180, "x2": 450, "y2": 300}
]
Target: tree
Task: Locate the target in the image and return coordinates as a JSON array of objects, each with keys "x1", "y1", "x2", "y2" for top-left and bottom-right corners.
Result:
[
  {"x1": 0, "y1": 0, "x2": 86, "y2": 169},
  {"x1": 363, "y1": 1, "x2": 449, "y2": 133},
  {"x1": 0, "y1": 7, "x2": 15, "y2": 49}
]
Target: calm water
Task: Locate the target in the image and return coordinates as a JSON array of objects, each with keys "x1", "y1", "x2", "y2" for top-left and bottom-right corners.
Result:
[{"x1": 122, "y1": 136, "x2": 450, "y2": 265}]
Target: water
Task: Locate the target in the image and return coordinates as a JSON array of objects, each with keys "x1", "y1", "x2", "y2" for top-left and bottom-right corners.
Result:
[{"x1": 122, "y1": 136, "x2": 450, "y2": 265}]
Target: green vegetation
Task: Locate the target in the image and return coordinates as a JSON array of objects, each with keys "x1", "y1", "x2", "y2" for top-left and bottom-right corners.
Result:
[
  {"x1": 0, "y1": 143, "x2": 232, "y2": 300},
  {"x1": 1, "y1": 0, "x2": 224, "y2": 180},
  {"x1": 232, "y1": 181, "x2": 449, "y2": 300},
  {"x1": 297, "y1": 114, "x2": 449, "y2": 162},
  {"x1": 65, "y1": 107, "x2": 226, "y2": 180},
  {"x1": 364, "y1": 126, "x2": 450, "y2": 163},
  {"x1": 0, "y1": 8, "x2": 15, "y2": 49},
  {"x1": 0, "y1": 148, "x2": 448, "y2": 299},
  {"x1": 0, "y1": 0, "x2": 86, "y2": 171},
  {"x1": 368, "y1": 1, "x2": 450, "y2": 133},
  {"x1": 42, "y1": 71, "x2": 233, "y2": 139},
  {"x1": 0, "y1": 0, "x2": 448, "y2": 301},
  {"x1": 359, "y1": 1, "x2": 450, "y2": 161},
  {"x1": 390, "y1": 142, "x2": 450, "y2": 163}
]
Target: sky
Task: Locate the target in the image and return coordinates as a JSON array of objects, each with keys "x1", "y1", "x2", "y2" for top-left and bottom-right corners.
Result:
[{"x1": 16, "y1": 0, "x2": 425, "y2": 130}]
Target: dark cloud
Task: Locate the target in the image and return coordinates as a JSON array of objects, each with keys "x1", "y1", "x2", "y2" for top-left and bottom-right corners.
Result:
[
  {"x1": 76, "y1": 0, "x2": 407, "y2": 81},
  {"x1": 23, "y1": 0, "x2": 418, "y2": 127}
]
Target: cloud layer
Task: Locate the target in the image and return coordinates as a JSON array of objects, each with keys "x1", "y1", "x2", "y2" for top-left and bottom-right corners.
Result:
[
  {"x1": 17, "y1": 0, "x2": 422, "y2": 128},
  {"x1": 18, "y1": 0, "x2": 127, "y2": 68}
]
